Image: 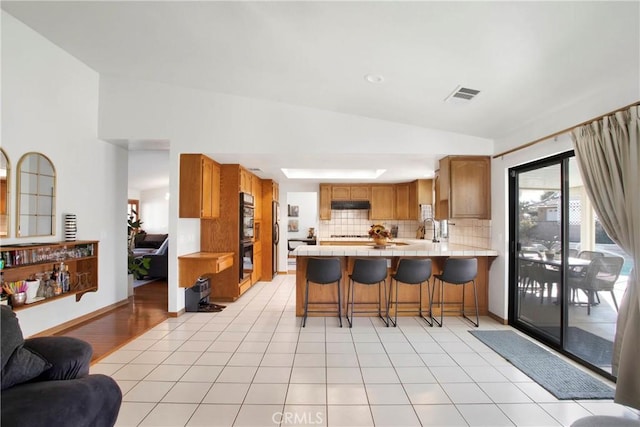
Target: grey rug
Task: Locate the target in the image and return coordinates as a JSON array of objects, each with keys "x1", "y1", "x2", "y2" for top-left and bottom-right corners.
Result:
[
  {"x1": 470, "y1": 330, "x2": 615, "y2": 400},
  {"x1": 539, "y1": 326, "x2": 613, "y2": 367}
]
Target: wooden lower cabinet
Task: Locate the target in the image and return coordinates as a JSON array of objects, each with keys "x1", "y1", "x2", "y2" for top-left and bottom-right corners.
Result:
[
  {"x1": 295, "y1": 256, "x2": 493, "y2": 318},
  {"x1": 252, "y1": 245, "x2": 262, "y2": 285}
]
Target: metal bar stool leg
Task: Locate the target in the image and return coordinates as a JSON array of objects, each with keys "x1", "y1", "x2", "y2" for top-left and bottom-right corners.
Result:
[
  {"x1": 337, "y1": 280, "x2": 342, "y2": 327},
  {"x1": 419, "y1": 280, "x2": 433, "y2": 327},
  {"x1": 435, "y1": 278, "x2": 444, "y2": 327},
  {"x1": 393, "y1": 278, "x2": 399, "y2": 327},
  {"x1": 346, "y1": 278, "x2": 354, "y2": 328},
  {"x1": 380, "y1": 280, "x2": 389, "y2": 327},
  {"x1": 303, "y1": 279, "x2": 310, "y2": 327}
]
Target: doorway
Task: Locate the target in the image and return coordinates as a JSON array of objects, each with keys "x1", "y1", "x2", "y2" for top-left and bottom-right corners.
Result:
[{"x1": 509, "y1": 150, "x2": 628, "y2": 380}]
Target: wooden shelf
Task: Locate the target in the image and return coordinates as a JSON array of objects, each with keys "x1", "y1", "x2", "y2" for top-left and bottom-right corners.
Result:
[
  {"x1": 11, "y1": 285, "x2": 98, "y2": 311},
  {"x1": 178, "y1": 252, "x2": 234, "y2": 288},
  {"x1": 1, "y1": 240, "x2": 99, "y2": 310}
]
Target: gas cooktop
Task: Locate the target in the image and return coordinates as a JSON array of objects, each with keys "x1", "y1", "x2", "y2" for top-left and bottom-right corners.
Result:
[{"x1": 330, "y1": 234, "x2": 369, "y2": 238}]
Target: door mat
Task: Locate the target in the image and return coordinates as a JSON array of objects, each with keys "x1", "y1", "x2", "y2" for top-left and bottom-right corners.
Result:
[
  {"x1": 470, "y1": 330, "x2": 615, "y2": 400},
  {"x1": 538, "y1": 326, "x2": 613, "y2": 367}
]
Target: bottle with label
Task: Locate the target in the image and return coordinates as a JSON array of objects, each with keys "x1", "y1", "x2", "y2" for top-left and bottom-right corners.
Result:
[
  {"x1": 52, "y1": 264, "x2": 62, "y2": 296},
  {"x1": 61, "y1": 265, "x2": 70, "y2": 293}
]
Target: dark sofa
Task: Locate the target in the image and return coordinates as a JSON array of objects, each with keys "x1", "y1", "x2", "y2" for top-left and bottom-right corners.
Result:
[
  {"x1": 1, "y1": 306, "x2": 122, "y2": 427},
  {"x1": 132, "y1": 233, "x2": 169, "y2": 279}
]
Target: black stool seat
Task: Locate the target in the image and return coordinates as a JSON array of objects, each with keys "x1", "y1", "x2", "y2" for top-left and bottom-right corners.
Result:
[
  {"x1": 432, "y1": 257, "x2": 479, "y2": 327},
  {"x1": 346, "y1": 258, "x2": 389, "y2": 327},
  {"x1": 304, "y1": 257, "x2": 342, "y2": 327},
  {"x1": 388, "y1": 258, "x2": 433, "y2": 327}
]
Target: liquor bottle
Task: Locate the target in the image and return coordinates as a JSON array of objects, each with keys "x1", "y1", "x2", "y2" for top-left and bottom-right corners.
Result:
[{"x1": 61, "y1": 265, "x2": 70, "y2": 293}]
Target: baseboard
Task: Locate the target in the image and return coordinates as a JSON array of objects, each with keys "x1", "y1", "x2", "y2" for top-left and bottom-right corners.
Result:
[
  {"x1": 29, "y1": 298, "x2": 130, "y2": 338},
  {"x1": 488, "y1": 311, "x2": 508, "y2": 325},
  {"x1": 168, "y1": 308, "x2": 185, "y2": 317}
]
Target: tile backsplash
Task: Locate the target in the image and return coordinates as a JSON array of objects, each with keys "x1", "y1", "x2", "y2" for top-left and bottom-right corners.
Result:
[
  {"x1": 318, "y1": 210, "x2": 424, "y2": 239},
  {"x1": 447, "y1": 219, "x2": 492, "y2": 248},
  {"x1": 318, "y1": 211, "x2": 491, "y2": 248}
]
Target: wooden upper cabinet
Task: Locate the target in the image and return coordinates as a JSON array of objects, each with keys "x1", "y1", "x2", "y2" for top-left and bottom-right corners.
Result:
[
  {"x1": 239, "y1": 168, "x2": 252, "y2": 194},
  {"x1": 434, "y1": 170, "x2": 445, "y2": 220},
  {"x1": 370, "y1": 185, "x2": 395, "y2": 220},
  {"x1": 319, "y1": 184, "x2": 331, "y2": 220},
  {"x1": 436, "y1": 156, "x2": 491, "y2": 220},
  {"x1": 253, "y1": 176, "x2": 263, "y2": 220},
  {"x1": 349, "y1": 186, "x2": 370, "y2": 200},
  {"x1": 179, "y1": 154, "x2": 220, "y2": 219},
  {"x1": 331, "y1": 185, "x2": 370, "y2": 200},
  {"x1": 272, "y1": 182, "x2": 279, "y2": 202},
  {"x1": 331, "y1": 186, "x2": 350, "y2": 200},
  {"x1": 417, "y1": 179, "x2": 433, "y2": 206},
  {"x1": 395, "y1": 181, "x2": 418, "y2": 220}
]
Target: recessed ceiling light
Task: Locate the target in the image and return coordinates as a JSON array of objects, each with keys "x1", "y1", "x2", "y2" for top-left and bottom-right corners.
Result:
[
  {"x1": 365, "y1": 74, "x2": 384, "y2": 84},
  {"x1": 281, "y1": 168, "x2": 386, "y2": 180}
]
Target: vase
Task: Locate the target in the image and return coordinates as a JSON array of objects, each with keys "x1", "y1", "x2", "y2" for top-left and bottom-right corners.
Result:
[
  {"x1": 65, "y1": 213, "x2": 77, "y2": 242},
  {"x1": 373, "y1": 236, "x2": 388, "y2": 246}
]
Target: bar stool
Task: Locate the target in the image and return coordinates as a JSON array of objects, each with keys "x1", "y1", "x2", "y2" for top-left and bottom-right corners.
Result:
[
  {"x1": 346, "y1": 258, "x2": 389, "y2": 328},
  {"x1": 432, "y1": 257, "x2": 479, "y2": 327},
  {"x1": 303, "y1": 257, "x2": 342, "y2": 327},
  {"x1": 388, "y1": 258, "x2": 433, "y2": 327}
]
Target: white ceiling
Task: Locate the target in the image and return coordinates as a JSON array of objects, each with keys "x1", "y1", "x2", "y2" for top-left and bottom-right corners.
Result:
[{"x1": 3, "y1": 1, "x2": 639, "y2": 188}]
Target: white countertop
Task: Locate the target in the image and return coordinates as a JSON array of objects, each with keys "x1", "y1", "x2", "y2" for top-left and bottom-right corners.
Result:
[{"x1": 294, "y1": 238, "x2": 497, "y2": 257}]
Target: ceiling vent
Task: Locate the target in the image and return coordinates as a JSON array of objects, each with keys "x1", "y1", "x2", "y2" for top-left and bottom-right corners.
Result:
[
  {"x1": 445, "y1": 86, "x2": 481, "y2": 104},
  {"x1": 248, "y1": 168, "x2": 262, "y2": 172}
]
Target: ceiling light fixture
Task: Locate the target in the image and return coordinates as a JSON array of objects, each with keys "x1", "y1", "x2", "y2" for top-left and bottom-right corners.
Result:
[
  {"x1": 281, "y1": 168, "x2": 386, "y2": 180},
  {"x1": 365, "y1": 74, "x2": 384, "y2": 84}
]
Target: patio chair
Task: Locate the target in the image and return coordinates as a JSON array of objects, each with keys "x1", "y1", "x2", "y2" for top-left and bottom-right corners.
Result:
[{"x1": 568, "y1": 256, "x2": 624, "y2": 315}]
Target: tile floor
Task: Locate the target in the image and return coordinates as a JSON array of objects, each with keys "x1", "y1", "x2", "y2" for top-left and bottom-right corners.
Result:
[{"x1": 92, "y1": 275, "x2": 639, "y2": 427}]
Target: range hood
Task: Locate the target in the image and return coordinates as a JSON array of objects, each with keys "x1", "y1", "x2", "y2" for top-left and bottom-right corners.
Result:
[{"x1": 331, "y1": 200, "x2": 371, "y2": 210}]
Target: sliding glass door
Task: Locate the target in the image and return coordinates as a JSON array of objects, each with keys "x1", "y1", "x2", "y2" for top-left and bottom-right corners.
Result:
[
  {"x1": 511, "y1": 158, "x2": 563, "y2": 344},
  {"x1": 509, "y1": 150, "x2": 626, "y2": 380}
]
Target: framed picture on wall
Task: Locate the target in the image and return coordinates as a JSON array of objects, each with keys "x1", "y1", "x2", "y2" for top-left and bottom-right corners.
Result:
[
  {"x1": 288, "y1": 204, "x2": 299, "y2": 217},
  {"x1": 288, "y1": 219, "x2": 299, "y2": 232}
]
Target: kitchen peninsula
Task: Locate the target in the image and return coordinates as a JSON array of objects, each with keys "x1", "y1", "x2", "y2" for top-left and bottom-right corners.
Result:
[{"x1": 293, "y1": 239, "x2": 497, "y2": 320}]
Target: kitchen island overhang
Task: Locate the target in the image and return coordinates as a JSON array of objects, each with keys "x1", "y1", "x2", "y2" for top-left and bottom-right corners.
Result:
[{"x1": 293, "y1": 240, "x2": 498, "y2": 319}]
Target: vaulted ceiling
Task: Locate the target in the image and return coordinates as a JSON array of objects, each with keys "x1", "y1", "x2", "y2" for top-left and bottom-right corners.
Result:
[{"x1": 3, "y1": 1, "x2": 639, "y2": 187}]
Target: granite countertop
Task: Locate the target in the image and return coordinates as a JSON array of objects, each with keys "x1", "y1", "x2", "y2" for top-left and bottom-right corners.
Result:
[{"x1": 294, "y1": 238, "x2": 497, "y2": 257}]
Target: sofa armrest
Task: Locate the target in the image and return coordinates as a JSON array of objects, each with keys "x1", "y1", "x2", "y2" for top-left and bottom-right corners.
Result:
[
  {"x1": 24, "y1": 337, "x2": 92, "y2": 381},
  {"x1": 1, "y1": 374, "x2": 122, "y2": 427}
]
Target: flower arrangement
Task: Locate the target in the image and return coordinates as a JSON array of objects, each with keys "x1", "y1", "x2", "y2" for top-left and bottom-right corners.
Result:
[{"x1": 368, "y1": 224, "x2": 392, "y2": 240}]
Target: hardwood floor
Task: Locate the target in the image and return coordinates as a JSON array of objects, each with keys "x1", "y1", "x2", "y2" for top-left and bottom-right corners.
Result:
[{"x1": 54, "y1": 280, "x2": 168, "y2": 363}]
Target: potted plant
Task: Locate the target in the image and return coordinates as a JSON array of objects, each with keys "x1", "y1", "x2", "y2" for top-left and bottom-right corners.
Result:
[
  {"x1": 541, "y1": 236, "x2": 560, "y2": 260},
  {"x1": 127, "y1": 211, "x2": 150, "y2": 281}
]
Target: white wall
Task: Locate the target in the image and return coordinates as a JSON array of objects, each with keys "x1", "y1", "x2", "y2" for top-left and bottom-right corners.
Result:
[
  {"x1": 140, "y1": 187, "x2": 170, "y2": 234},
  {"x1": 98, "y1": 76, "x2": 493, "y2": 303},
  {"x1": 286, "y1": 192, "x2": 318, "y2": 239},
  {"x1": 2, "y1": 12, "x2": 128, "y2": 336}
]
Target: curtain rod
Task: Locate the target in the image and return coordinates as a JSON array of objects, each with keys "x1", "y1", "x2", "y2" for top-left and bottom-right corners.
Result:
[{"x1": 492, "y1": 101, "x2": 640, "y2": 159}]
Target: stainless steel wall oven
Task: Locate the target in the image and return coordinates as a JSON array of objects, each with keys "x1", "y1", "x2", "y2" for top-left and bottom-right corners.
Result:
[
  {"x1": 240, "y1": 192, "x2": 255, "y2": 282},
  {"x1": 240, "y1": 192, "x2": 255, "y2": 242}
]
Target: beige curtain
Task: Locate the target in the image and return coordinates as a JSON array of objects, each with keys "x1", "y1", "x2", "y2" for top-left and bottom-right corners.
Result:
[{"x1": 570, "y1": 105, "x2": 640, "y2": 410}]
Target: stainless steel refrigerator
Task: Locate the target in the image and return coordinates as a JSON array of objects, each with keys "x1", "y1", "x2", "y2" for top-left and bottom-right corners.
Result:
[{"x1": 272, "y1": 201, "x2": 280, "y2": 278}]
